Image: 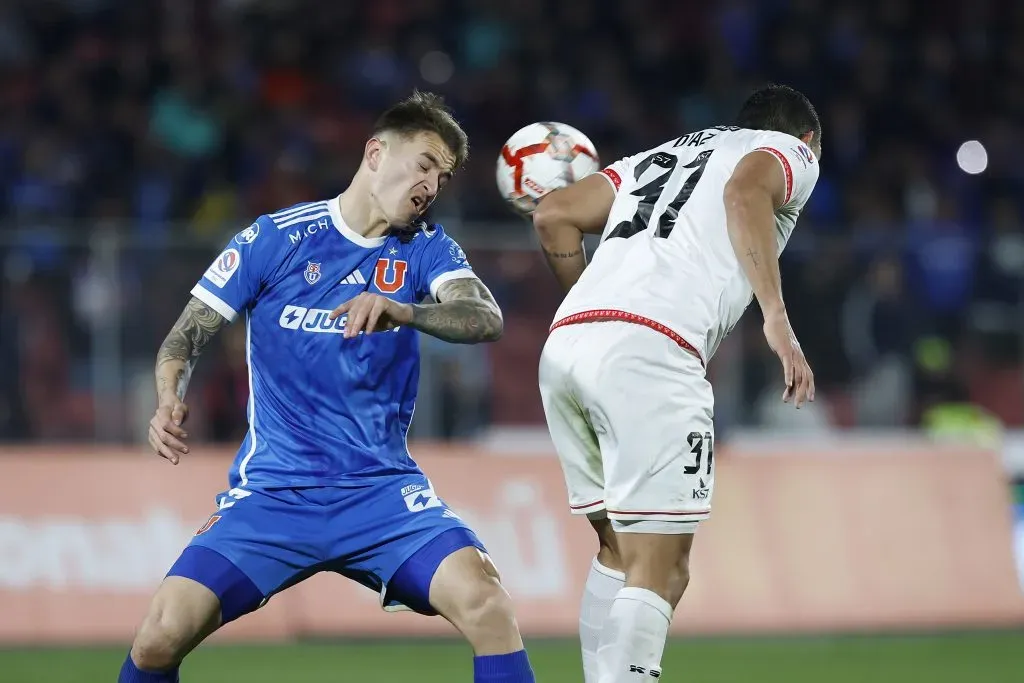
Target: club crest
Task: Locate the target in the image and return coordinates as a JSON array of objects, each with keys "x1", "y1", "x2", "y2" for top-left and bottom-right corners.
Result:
[{"x1": 304, "y1": 261, "x2": 322, "y2": 285}]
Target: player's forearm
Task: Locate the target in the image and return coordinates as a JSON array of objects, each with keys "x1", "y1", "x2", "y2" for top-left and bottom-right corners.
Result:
[
  {"x1": 155, "y1": 356, "x2": 192, "y2": 407},
  {"x1": 533, "y1": 206, "x2": 588, "y2": 292},
  {"x1": 408, "y1": 278, "x2": 503, "y2": 344},
  {"x1": 155, "y1": 297, "x2": 227, "y2": 404},
  {"x1": 409, "y1": 298, "x2": 503, "y2": 344},
  {"x1": 724, "y1": 184, "x2": 786, "y2": 319}
]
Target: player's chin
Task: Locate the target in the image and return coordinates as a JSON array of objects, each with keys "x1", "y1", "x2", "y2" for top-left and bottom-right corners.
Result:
[{"x1": 390, "y1": 207, "x2": 422, "y2": 228}]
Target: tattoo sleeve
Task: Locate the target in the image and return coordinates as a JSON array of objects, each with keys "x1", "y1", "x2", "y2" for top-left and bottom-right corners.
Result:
[
  {"x1": 156, "y1": 297, "x2": 227, "y2": 403},
  {"x1": 409, "y1": 278, "x2": 503, "y2": 344}
]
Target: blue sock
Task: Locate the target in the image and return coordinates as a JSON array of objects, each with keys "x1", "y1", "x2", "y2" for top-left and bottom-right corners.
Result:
[
  {"x1": 118, "y1": 652, "x2": 180, "y2": 683},
  {"x1": 474, "y1": 650, "x2": 535, "y2": 682}
]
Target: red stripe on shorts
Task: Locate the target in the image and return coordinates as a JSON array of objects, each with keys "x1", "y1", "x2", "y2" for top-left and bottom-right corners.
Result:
[{"x1": 550, "y1": 309, "x2": 703, "y2": 366}]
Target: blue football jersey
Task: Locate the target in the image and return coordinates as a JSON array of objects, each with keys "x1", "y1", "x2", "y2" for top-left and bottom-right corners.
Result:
[{"x1": 190, "y1": 197, "x2": 478, "y2": 489}]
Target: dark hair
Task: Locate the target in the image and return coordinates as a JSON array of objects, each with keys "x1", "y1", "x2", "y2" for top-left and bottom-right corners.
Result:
[
  {"x1": 372, "y1": 90, "x2": 469, "y2": 169},
  {"x1": 735, "y1": 84, "x2": 821, "y2": 145}
]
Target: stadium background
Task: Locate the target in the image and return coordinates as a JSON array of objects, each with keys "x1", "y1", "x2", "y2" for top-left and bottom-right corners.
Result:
[{"x1": 1, "y1": 0, "x2": 1023, "y2": 681}]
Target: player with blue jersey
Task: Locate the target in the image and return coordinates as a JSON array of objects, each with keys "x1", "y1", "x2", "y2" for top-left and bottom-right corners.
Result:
[{"x1": 119, "y1": 92, "x2": 536, "y2": 683}]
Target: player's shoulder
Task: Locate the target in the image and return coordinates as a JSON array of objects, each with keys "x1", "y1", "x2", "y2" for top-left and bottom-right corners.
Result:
[
  {"x1": 266, "y1": 199, "x2": 332, "y2": 231},
  {"x1": 233, "y1": 199, "x2": 336, "y2": 252}
]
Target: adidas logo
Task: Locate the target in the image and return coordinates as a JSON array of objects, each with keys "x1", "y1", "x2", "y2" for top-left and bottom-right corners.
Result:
[{"x1": 340, "y1": 270, "x2": 367, "y2": 285}]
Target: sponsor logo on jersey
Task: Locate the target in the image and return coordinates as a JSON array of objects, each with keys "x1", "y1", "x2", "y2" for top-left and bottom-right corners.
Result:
[
  {"x1": 373, "y1": 258, "x2": 408, "y2": 294},
  {"x1": 304, "y1": 261, "x2": 322, "y2": 285},
  {"x1": 692, "y1": 477, "x2": 710, "y2": 501},
  {"x1": 278, "y1": 305, "x2": 402, "y2": 335},
  {"x1": 234, "y1": 223, "x2": 260, "y2": 245},
  {"x1": 204, "y1": 248, "x2": 240, "y2": 288},
  {"x1": 288, "y1": 217, "x2": 331, "y2": 245}
]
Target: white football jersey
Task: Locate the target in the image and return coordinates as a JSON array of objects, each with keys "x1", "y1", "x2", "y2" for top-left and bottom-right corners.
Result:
[{"x1": 551, "y1": 126, "x2": 819, "y2": 364}]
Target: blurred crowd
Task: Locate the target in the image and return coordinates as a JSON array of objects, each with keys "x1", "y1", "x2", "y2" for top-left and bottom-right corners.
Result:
[{"x1": 1, "y1": 0, "x2": 1023, "y2": 442}]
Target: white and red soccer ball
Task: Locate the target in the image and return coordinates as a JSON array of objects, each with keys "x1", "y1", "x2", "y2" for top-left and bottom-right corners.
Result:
[{"x1": 496, "y1": 122, "x2": 600, "y2": 216}]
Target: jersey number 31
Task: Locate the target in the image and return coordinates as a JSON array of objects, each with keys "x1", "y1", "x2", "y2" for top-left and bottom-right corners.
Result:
[{"x1": 607, "y1": 150, "x2": 713, "y2": 241}]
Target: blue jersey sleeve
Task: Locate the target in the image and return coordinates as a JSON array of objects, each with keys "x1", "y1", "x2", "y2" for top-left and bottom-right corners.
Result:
[
  {"x1": 414, "y1": 225, "x2": 478, "y2": 301},
  {"x1": 190, "y1": 216, "x2": 277, "y2": 322}
]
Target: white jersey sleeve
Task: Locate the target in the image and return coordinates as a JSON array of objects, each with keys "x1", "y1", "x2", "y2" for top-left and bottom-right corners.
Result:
[{"x1": 747, "y1": 131, "x2": 819, "y2": 212}]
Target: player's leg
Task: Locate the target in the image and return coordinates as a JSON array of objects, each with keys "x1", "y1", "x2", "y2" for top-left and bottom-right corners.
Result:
[
  {"x1": 324, "y1": 478, "x2": 535, "y2": 682},
  {"x1": 579, "y1": 515, "x2": 625, "y2": 683},
  {"x1": 595, "y1": 526, "x2": 694, "y2": 683},
  {"x1": 580, "y1": 323, "x2": 714, "y2": 682},
  {"x1": 429, "y1": 548, "x2": 521, "y2": 653},
  {"x1": 119, "y1": 574, "x2": 224, "y2": 682},
  {"x1": 539, "y1": 326, "x2": 624, "y2": 683},
  {"x1": 119, "y1": 489, "x2": 321, "y2": 682}
]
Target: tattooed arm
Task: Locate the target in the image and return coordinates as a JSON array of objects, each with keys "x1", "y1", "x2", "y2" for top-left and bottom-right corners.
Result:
[
  {"x1": 156, "y1": 297, "x2": 229, "y2": 405},
  {"x1": 408, "y1": 278, "x2": 503, "y2": 344},
  {"x1": 147, "y1": 297, "x2": 228, "y2": 464},
  {"x1": 532, "y1": 173, "x2": 615, "y2": 292}
]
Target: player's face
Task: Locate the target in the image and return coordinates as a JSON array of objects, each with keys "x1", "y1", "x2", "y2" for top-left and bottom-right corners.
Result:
[{"x1": 370, "y1": 131, "x2": 455, "y2": 227}]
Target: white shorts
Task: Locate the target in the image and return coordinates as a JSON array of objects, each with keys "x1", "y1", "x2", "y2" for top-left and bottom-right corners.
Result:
[{"x1": 539, "y1": 321, "x2": 715, "y2": 533}]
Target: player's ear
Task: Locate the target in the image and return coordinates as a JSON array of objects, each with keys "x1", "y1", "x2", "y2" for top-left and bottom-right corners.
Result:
[
  {"x1": 365, "y1": 137, "x2": 386, "y2": 172},
  {"x1": 799, "y1": 130, "x2": 820, "y2": 159}
]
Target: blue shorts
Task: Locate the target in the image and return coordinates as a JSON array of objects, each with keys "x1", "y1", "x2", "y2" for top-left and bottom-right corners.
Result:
[{"x1": 166, "y1": 473, "x2": 485, "y2": 624}]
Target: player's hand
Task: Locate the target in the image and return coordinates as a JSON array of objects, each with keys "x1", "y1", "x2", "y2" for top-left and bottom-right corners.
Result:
[
  {"x1": 148, "y1": 401, "x2": 190, "y2": 465},
  {"x1": 762, "y1": 310, "x2": 815, "y2": 408},
  {"x1": 329, "y1": 293, "x2": 414, "y2": 339}
]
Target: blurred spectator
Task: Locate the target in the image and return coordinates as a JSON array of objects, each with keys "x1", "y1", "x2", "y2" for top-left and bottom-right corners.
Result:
[{"x1": 1, "y1": 0, "x2": 1024, "y2": 441}]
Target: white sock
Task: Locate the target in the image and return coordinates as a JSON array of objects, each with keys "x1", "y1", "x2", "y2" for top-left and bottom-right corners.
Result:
[
  {"x1": 596, "y1": 587, "x2": 672, "y2": 682},
  {"x1": 580, "y1": 558, "x2": 626, "y2": 683}
]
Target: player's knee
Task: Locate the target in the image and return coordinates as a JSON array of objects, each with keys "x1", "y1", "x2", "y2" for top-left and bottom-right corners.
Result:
[
  {"x1": 445, "y1": 554, "x2": 516, "y2": 635},
  {"x1": 131, "y1": 606, "x2": 195, "y2": 671},
  {"x1": 627, "y1": 559, "x2": 689, "y2": 608},
  {"x1": 457, "y1": 574, "x2": 517, "y2": 636},
  {"x1": 620, "y1": 537, "x2": 693, "y2": 608},
  {"x1": 130, "y1": 578, "x2": 220, "y2": 671}
]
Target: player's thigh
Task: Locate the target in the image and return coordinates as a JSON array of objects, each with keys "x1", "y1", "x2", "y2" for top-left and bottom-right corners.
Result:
[
  {"x1": 586, "y1": 325, "x2": 716, "y2": 527},
  {"x1": 170, "y1": 488, "x2": 324, "y2": 625},
  {"x1": 322, "y1": 474, "x2": 488, "y2": 617},
  {"x1": 539, "y1": 326, "x2": 605, "y2": 515}
]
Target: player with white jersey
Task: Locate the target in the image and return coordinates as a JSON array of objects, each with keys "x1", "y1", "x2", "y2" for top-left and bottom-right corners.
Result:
[{"x1": 532, "y1": 85, "x2": 822, "y2": 682}]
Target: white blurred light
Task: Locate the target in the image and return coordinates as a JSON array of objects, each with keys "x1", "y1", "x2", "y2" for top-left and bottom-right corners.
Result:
[
  {"x1": 420, "y1": 51, "x2": 454, "y2": 85},
  {"x1": 956, "y1": 140, "x2": 988, "y2": 175}
]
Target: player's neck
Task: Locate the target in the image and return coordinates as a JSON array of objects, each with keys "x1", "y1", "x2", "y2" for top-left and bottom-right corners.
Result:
[{"x1": 337, "y1": 187, "x2": 390, "y2": 240}]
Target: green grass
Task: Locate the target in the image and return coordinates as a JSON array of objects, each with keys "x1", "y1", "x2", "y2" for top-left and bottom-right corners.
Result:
[{"x1": 2, "y1": 633, "x2": 1023, "y2": 682}]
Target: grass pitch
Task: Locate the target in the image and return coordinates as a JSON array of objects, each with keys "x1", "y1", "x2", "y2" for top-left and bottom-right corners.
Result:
[{"x1": 2, "y1": 632, "x2": 1023, "y2": 682}]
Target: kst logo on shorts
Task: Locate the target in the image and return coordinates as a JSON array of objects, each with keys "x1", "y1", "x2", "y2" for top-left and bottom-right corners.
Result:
[{"x1": 692, "y1": 477, "x2": 710, "y2": 500}]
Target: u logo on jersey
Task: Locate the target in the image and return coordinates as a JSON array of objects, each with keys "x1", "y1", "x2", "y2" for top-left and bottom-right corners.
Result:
[{"x1": 374, "y1": 258, "x2": 408, "y2": 293}]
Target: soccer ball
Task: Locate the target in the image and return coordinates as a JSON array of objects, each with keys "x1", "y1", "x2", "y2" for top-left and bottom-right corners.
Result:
[{"x1": 496, "y1": 122, "x2": 600, "y2": 216}]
